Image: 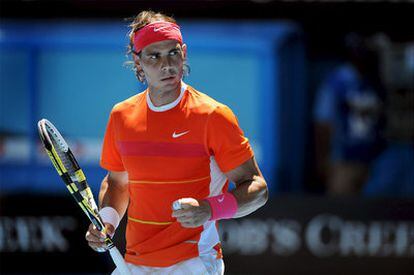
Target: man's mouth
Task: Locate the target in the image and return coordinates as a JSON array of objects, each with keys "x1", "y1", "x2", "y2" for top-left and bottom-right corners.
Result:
[{"x1": 161, "y1": 75, "x2": 176, "y2": 81}]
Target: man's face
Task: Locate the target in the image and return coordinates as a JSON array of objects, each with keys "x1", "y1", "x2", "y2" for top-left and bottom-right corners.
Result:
[{"x1": 136, "y1": 40, "x2": 186, "y2": 91}]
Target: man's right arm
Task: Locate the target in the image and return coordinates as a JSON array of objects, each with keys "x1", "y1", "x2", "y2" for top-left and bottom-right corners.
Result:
[
  {"x1": 85, "y1": 171, "x2": 129, "y2": 252},
  {"x1": 99, "y1": 171, "x2": 129, "y2": 216}
]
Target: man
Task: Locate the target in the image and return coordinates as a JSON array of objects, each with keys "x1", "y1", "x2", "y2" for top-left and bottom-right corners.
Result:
[
  {"x1": 85, "y1": 11, "x2": 268, "y2": 274},
  {"x1": 313, "y1": 33, "x2": 385, "y2": 195}
]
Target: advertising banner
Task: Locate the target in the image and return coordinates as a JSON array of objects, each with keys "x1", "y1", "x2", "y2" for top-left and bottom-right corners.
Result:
[{"x1": 1, "y1": 195, "x2": 413, "y2": 274}]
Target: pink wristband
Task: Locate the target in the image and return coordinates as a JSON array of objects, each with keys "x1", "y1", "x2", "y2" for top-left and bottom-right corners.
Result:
[{"x1": 205, "y1": 193, "x2": 238, "y2": 221}]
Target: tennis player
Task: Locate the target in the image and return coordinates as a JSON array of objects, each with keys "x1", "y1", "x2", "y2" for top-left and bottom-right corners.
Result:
[{"x1": 85, "y1": 10, "x2": 268, "y2": 274}]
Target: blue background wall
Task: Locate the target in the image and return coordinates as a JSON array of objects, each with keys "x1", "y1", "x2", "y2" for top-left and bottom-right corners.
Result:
[{"x1": 0, "y1": 20, "x2": 306, "y2": 195}]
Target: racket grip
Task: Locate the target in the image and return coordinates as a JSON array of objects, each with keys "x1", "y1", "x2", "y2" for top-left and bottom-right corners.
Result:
[{"x1": 109, "y1": 247, "x2": 131, "y2": 275}]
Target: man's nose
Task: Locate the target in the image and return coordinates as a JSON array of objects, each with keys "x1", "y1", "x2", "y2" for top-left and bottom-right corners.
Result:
[{"x1": 160, "y1": 56, "x2": 173, "y2": 71}]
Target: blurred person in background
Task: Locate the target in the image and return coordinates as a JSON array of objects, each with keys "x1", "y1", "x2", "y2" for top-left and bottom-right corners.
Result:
[
  {"x1": 362, "y1": 36, "x2": 414, "y2": 197},
  {"x1": 84, "y1": 10, "x2": 268, "y2": 274},
  {"x1": 313, "y1": 33, "x2": 386, "y2": 195}
]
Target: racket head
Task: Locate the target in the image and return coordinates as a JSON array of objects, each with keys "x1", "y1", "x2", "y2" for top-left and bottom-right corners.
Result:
[
  {"x1": 38, "y1": 119, "x2": 68, "y2": 151},
  {"x1": 38, "y1": 119, "x2": 80, "y2": 176}
]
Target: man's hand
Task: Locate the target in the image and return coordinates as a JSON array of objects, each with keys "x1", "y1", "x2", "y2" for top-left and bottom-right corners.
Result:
[
  {"x1": 172, "y1": 198, "x2": 211, "y2": 228},
  {"x1": 85, "y1": 223, "x2": 115, "y2": 252}
]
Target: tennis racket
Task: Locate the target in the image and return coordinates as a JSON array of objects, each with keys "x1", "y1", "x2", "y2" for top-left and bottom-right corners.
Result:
[{"x1": 37, "y1": 119, "x2": 131, "y2": 275}]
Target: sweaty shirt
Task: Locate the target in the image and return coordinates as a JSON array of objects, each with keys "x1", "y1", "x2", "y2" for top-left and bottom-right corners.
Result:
[{"x1": 100, "y1": 82, "x2": 253, "y2": 267}]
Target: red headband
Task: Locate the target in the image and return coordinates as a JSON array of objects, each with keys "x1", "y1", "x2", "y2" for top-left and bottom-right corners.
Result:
[{"x1": 133, "y1": 21, "x2": 183, "y2": 53}]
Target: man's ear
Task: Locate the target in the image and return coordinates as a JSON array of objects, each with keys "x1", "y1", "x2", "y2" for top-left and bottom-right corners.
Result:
[
  {"x1": 131, "y1": 54, "x2": 145, "y2": 82},
  {"x1": 182, "y1": 44, "x2": 187, "y2": 60},
  {"x1": 133, "y1": 56, "x2": 144, "y2": 76}
]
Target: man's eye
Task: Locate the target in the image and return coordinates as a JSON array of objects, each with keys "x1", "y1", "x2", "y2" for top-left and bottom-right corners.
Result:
[
  {"x1": 149, "y1": 54, "x2": 158, "y2": 59},
  {"x1": 169, "y1": 50, "x2": 179, "y2": 56}
]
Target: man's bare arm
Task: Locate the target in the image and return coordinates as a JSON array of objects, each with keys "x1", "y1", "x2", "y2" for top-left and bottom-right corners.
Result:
[
  {"x1": 225, "y1": 157, "x2": 268, "y2": 218},
  {"x1": 86, "y1": 171, "x2": 129, "y2": 251},
  {"x1": 172, "y1": 157, "x2": 268, "y2": 227},
  {"x1": 99, "y1": 171, "x2": 129, "y2": 218}
]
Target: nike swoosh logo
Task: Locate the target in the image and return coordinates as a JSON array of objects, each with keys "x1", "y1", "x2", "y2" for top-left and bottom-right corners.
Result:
[
  {"x1": 218, "y1": 196, "x2": 225, "y2": 203},
  {"x1": 153, "y1": 26, "x2": 169, "y2": 32},
  {"x1": 172, "y1": 130, "x2": 190, "y2": 138}
]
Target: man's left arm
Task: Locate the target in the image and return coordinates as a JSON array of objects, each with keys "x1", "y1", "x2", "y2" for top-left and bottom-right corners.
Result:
[
  {"x1": 172, "y1": 157, "x2": 268, "y2": 227},
  {"x1": 226, "y1": 156, "x2": 268, "y2": 218}
]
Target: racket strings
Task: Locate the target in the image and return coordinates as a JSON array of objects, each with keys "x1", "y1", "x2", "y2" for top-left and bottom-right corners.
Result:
[
  {"x1": 47, "y1": 127, "x2": 78, "y2": 177},
  {"x1": 45, "y1": 124, "x2": 67, "y2": 151}
]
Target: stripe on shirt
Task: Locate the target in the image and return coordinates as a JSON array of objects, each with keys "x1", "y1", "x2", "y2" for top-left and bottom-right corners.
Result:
[
  {"x1": 129, "y1": 175, "x2": 210, "y2": 185},
  {"x1": 118, "y1": 141, "x2": 207, "y2": 158},
  {"x1": 128, "y1": 216, "x2": 173, "y2": 225}
]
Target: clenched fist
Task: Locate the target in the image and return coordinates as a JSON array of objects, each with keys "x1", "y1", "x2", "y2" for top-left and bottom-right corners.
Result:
[{"x1": 172, "y1": 198, "x2": 211, "y2": 228}]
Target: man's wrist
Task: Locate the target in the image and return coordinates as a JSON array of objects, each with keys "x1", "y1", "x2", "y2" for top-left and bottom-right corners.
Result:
[
  {"x1": 204, "y1": 193, "x2": 238, "y2": 221},
  {"x1": 99, "y1": 207, "x2": 120, "y2": 231}
]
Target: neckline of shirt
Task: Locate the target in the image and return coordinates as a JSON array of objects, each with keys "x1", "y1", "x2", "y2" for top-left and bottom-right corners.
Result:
[{"x1": 146, "y1": 82, "x2": 187, "y2": 112}]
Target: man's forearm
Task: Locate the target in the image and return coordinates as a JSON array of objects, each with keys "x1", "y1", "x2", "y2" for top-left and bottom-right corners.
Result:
[
  {"x1": 98, "y1": 174, "x2": 129, "y2": 219},
  {"x1": 231, "y1": 175, "x2": 268, "y2": 218}
]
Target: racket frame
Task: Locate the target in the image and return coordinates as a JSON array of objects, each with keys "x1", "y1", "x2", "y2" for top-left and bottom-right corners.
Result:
[{"x1": 38, "y1": 119, "x2": 133, "y2": 274}]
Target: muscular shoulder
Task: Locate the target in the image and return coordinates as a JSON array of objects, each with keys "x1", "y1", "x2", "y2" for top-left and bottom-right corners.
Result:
[
  {"x1": 186, "y1": 85, "x2": 231, "y2": 117},
  {"x1": 111, "y1": 91, "x2": 146, "y2": 116}
]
